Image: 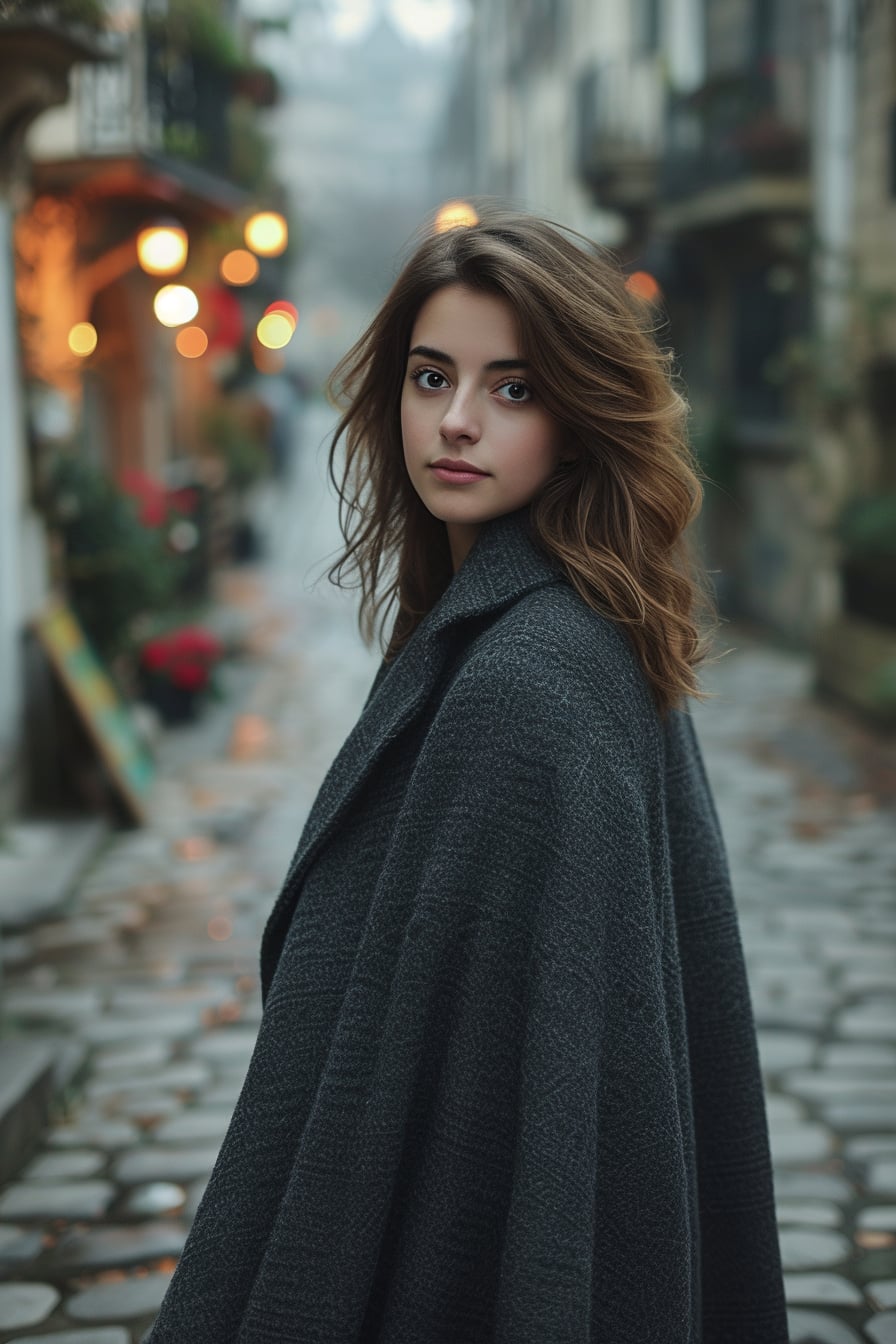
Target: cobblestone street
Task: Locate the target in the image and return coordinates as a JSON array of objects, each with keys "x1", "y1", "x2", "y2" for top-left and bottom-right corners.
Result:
[{"x1": 0, "y1": 405, "x2": 894, "y2": 1342}]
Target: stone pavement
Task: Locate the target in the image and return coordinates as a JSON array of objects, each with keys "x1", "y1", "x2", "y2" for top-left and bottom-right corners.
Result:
[{"x1": 0, "y1": 404, "x2": 894, "y2": 1341}]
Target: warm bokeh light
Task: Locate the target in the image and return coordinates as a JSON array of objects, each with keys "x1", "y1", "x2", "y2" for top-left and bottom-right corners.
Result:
[
  {"x1": 207, "y1": 915, "x2": 233, "y2": 942},
  {"x1": 219, "y1": 248, "x2": 260, "y2": 285},
  {"x1": 175, "y1": 325, "x2": 209, "y2": 358},
  {"x1": 435, "y1": 200, "x2": 479, "y2": 232},
  {"x1": 153, "y1": 284, "x2": 199, "y2": 327},
  {"x1": 625, "y1": 270, "x2": 662, "y2": 304},
  {"x1": 256, "y1": 311, "x2": 294, "y2": 349},
  {"x1": 68, "y1": 322, "x2": 98, "y2": 356},
  {"x1": 244, "y1": 211, "x2": 288, "y2": 257},
  {"x1": 264, "y1": 299, "x2": 298, "y2": 331},
  {"x1": 137, "y1": 222, "x2": 188, "y2": 276}
]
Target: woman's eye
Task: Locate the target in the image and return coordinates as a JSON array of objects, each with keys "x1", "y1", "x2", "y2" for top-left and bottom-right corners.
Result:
[
  {"x1": 412, "y1": 369, "x2": 448, "y2": 390},
  {"x1": 496, "y1": 380, "x2": 532, "y2": 403}
]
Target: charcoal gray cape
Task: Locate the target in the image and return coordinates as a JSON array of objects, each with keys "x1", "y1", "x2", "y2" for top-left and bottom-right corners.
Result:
[{"x1": 146, "y1": 506, "x2": 788, "y2": 1344}]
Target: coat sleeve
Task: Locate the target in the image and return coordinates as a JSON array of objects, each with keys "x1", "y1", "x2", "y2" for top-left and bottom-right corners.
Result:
[{"x1": 337, "y1": 648, "x2": 705, "y2": 1343}]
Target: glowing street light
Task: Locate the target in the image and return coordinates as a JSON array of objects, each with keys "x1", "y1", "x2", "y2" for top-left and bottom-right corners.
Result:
[
  {"x1": 175, "y1": 326, "x2": 209, "y2": 358},
  {"x1": 244, "y1": 211, "x2": 288, "y2": 257},
  {"x1": 625, "y1": 270, "x2": 662, "y2": 304},
  {"x1": 256, "y1": 310, "x2": 294, "y2": 349},
  {"x1": 219, "y1": 248, "x2": 260, "y2": 285},
  {"x1": 153, "y1": 284, "x2": 199, "y2": 327},
  {"x1": 137, "y1": 221, "x2": 188, "y2": 276},
  {"x1": 68, "y1": 322, "x2": 98, "y2": 356},
  {"x1": 435, "y1": 200, "x2": 479, "y2": 232},
  {"x1": 263, "y1": 299, "x2": 297, "y2": 332}
]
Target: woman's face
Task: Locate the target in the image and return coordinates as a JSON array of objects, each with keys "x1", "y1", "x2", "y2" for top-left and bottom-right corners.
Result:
[{"x1": 400, "y1": 284, "x2": 563, "y2": 572}]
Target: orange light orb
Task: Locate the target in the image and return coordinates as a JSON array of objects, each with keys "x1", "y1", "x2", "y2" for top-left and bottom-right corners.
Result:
[
  {"x1": 625, "y1": 270, "x2": 662, "y2": 304},
  {"x1": 435, "y1": 200, "x2": 479, "y2": 232},
  {"x1": 244, "y1": 211, "x2": 288, "y2": 257},
  {"x1": 68, "y1": 322, "x2": 98, "y2": 356},
  {"x1": 219, "y1": 248, "x2": 260, "y2": 285},
  {"x1": 175, "y1": 325, "x2": 209, "y2": 358}
]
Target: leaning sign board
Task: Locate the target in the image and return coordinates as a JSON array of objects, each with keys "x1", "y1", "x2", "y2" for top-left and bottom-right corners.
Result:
[{"x1": 33, "y1": 600, "x2": 154, "y2": 826}]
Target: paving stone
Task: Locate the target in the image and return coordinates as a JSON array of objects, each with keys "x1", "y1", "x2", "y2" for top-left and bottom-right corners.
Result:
[
  {"x1": 821, "y1": 1043, "x2": 896, "y2": 1070},
  {"x1": 47, "y1": 1119, "x2": 139, "y2": 1150},
  {"x1": 92, "y1": 1040, "x2": 172, "y2": 1076},
  {"x1": 757, "y1": 1030, "x2": 817, "y2": 1071},
  {"x1": 786, "y1": 1071, "x2": 896, "y2": 1100},
  {"x1": 787, "y1": 1307, "x2": 863, "y2": 1342},
  {"x1": 869, "y1": 1282, "x2": 896, "y2": 1310},
  {"x1": 190, "y1": 1029, "x2": 258, "y2": 1062},
  {"x1": 866, "y1": 1312, "x2": 896, "y2": 1344},
  {"x1": 153, "y1": 1108, "x2": 233, "y2": 1143},
  {"x1": 845, "y1": 1136, "x2": 896, "y2": 1161},
  {"x1": 778, "y1": 1227, "x2": 853, "y2": 1269},
  {"x1": 835, "y1": 1009, "x2": 896, "y2": 1040},
  {"x1": 203, "y1": 1082, "x2": 244, "y2": 1106},
  {"x1": 108, "y1": 984, "x2": 233, "y2": 1014},
  {"x1": 4, "y1": 987, "x2": 103, "y2": 1022},
  {"x1": 769, "y1": 1122, "x2": 834, "y2": 1164},
  {"x1": 0, "y1": 1181, "x2": 115, "y2": 1221},
  {"x1": 0, "y1": 1223, "x2": 44, "y2": 1265},
  {"x1": 82, "y1": 1010, "x2": 200, "y2": 1046},
  {"x1": 824, "y1": 1101, "x2": 896, "y2": 1129},
  {"x1": 869, "y1": 1162, "x2": 896, "y2": 1195},
  {"x1": 86, "y1": 1061, "x2": 211, "y2": 1101},
  {"x1": 6, "y1": 1330, "x2": 130, "y2": 1344},
  {"x1": 113, "y1": 1144, "x2": 221, "y2": 1185},
  {"x1": 783, "y1": 1273, "x2": 862, "y2": 1305},
  {"x1": 120, "y1": 1183, "x2": 187, "y2": 1217},
  {"x1": 858, "y1": 1207, "x2": 896, "y2": 1230},
  {"x1": 41, "y1": 1220, "x2": 187, "y2": 1274},
  {"x1": 766, "y1": 1094, "x2": 806, "y2": 1122},
  {"x1": 65, "y1": 1269, "x2": 174, "y2": 1321},
  {"x1": 115, "y1": 1093, "x2": 183, "y2": 1123},
  {"x1": 0, "y1": 1281, "x2": 60, "y2": 1328},
  {"x1": 775, "y1": 1200, "x2": 843, "y2": 1227},
  {"x1": 23, "y1": 1149, "x2": 106, "y2": 1180}
]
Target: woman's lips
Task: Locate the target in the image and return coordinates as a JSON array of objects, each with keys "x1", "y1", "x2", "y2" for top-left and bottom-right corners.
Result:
[{"x1": 429, "y1": 465, "x2": 490, "y2": 484}]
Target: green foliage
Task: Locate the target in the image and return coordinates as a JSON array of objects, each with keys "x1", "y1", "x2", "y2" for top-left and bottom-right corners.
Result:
[
  {"x1": 837, "y1": 493, "x2": 896, "y2": 563},
  {"x1": 690, "y1": 407, "x2": 740, "y2": 496},
  {"x1": 0, "y1": 0, "x2": 107, "y2": 27},
  {"x1": 199, "y1": 403, "x2": 269, "y2": 493},
  {"x1": 41, "y1": 454, "x2": 186, "y2": 662},
  {"x1": 227, "y1": 97, "x2": 274, "y2": 191},
  {"x1": 147, "y1": 0, "x2": 243, "y2": 69}
]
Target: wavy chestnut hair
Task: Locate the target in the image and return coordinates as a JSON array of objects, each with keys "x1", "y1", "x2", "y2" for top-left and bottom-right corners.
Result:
[{"x1": 325, "y1": 206, "x2": 713, "y2": 716}]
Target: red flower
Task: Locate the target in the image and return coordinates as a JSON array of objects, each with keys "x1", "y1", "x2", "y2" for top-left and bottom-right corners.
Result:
[
  {"x1": 140, "y1": 639, "x2": 170, "y2": 671},
  {"x1": 170, "y1": 662, "x2": 209, "y2": 691},
  {"x1": 119, "y1": 469, "x2": 168, "y2": 528}
]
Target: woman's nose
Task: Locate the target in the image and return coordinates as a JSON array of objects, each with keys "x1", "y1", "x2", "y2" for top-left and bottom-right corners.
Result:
[{"x1": 439, "y1": 390, "x2": 481, "y2": 444}]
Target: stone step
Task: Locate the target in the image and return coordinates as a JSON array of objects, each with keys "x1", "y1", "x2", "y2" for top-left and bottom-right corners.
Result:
[{"x1": 0, "y1": 1038, "x2": 57, "y2": 1185}]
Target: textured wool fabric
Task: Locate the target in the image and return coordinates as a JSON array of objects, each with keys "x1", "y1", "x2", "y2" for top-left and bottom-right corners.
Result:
[{"x1": 145, "y1": 505, "x2": 789, "y2": 1344}]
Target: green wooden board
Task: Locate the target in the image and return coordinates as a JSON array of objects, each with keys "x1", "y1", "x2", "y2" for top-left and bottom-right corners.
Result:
[{"x1": 34, "y1": 600, "x2": 154, "y2": 824}]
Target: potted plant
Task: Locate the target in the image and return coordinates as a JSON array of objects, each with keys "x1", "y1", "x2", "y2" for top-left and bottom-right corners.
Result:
[{"x1": 137, "y1": 624, "x2": 223, "y2": 725}]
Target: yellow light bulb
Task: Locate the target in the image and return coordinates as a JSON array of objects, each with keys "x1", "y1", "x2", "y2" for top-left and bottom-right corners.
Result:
[
  {"x1": 137, "y1": 223, "x2": 188, "y2": 276},
  {"x1": 434, "y1": 201, "x2": 479, "y2": 233},
  {"x1": 256, "y1": 311, "x2": 294, "y2": 349},
  {"x1": 68, "y1": 322, "x2": 98, "y2": 356},
  {"x1": 153, "y1": 284, "x2": 199, "y2": 328},
  {"x1": 244, "y1": 211, "x2": 288, "y2": 257}
]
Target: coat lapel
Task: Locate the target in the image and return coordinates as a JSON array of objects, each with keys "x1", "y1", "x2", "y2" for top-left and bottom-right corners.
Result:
[{"x1": 262, "y1": 508, "x2": 563, "y2": 988}]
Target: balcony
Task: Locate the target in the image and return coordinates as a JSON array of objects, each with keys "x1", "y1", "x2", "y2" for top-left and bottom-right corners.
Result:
[
  {"x1": 658, "y1": 66, "x2": 810, "y2": 232},
  {"x1": 575, "y1": 56, "x2": 664, "y2": 214}
]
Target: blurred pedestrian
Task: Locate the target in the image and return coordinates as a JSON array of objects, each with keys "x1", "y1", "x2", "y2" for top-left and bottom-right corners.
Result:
[{"x1": 146, "y1": 208, "x2": 788, "y2": 1343}]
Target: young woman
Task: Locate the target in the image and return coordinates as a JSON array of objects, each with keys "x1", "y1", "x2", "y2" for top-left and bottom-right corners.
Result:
[{"x1": 146, "y1": 209, "x2": 789, "y2": 1343}]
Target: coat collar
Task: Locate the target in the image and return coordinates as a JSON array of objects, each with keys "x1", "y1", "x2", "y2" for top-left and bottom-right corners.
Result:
[{"x1": 263, "y1": 508, "x2": 564, "y2": 989}]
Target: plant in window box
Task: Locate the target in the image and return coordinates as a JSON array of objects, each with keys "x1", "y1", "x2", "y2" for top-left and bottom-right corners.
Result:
[
  {"x1": 837, "y1": 492, "x2": 896, "y2": 631},
  {"x1": 138, "y1": 625, "x2": 224, "y2": 725}
]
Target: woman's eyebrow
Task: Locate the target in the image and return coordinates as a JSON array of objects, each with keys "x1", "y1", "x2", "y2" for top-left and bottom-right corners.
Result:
[{"x1": 407, "y1": 344, "x2": 530, "y2": 371}]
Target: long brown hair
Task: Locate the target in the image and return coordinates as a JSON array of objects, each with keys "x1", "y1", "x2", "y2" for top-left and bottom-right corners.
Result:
[{"x1": 325, "y1": 206, "x2": 713, "y2": 716}]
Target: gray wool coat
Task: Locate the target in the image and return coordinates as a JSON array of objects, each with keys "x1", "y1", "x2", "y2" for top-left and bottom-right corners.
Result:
[{"x1": 145, "y1": 505, "x2": 789, "y2": 1344}]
